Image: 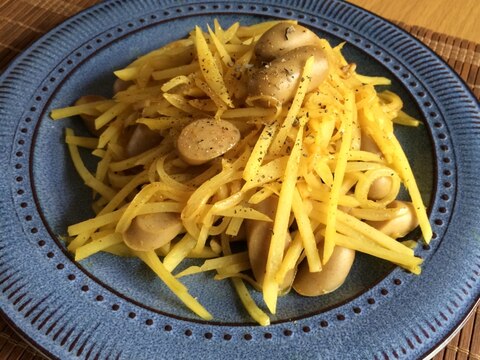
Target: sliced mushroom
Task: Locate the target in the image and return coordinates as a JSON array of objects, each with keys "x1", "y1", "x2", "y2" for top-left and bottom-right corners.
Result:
[
  {"x1": 74, "y1": 95, "x2": 107, "y2": 136},
  {"x1": 125, "y1": 124, "x2": 163, "y2": 157},
  {"x1": 367, "y1": 200, "x2": 419, "y2": 239},
  {"x1": 123, "y1": 212, "x2": 183, "y2": 251},
  {"x1": 293, "y1": 240, "x2": 355, "y2": 297},
  {"x1": 360, "y1": 131, "x2": 393, "y2": 200},
  {"x1": 245, "y1": 196, "x2": 294, "y2": 291},
  {"x1": 254, "y1": 23, "x2": 321, "y2": 62},
  {"x1": 176, "y1": 118, "x2": 240, "y2": 165},
  {"x1": 248, "y1": 45, "x2": 329, "y2": 106}
]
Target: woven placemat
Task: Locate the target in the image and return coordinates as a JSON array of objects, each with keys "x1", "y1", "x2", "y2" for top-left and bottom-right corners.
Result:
[{"x1": 0, "y1": 1, "x2": 479, "y2": 359}]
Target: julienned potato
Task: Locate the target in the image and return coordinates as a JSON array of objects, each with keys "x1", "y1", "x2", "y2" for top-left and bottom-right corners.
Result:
[{"x1": 51, "y1": 20, "x2": 431, "y2": 325}]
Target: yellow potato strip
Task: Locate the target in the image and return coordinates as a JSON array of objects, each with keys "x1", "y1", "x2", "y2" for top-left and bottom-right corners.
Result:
[
  {"x1": 355, "y1": 74, "x2": 391, "y2": 86},
  {"x1": 236, "y1": 20, "x2": 295, "y2": 38},
  {"x1": 75, "y1": 233, "x2": 123, "y2": 261},
  {"x1": 156, "y1": 156, "x2": 194, "y2": 192},
  {"x1": 324, "y1": 90, "x2": 355, "y2": 264},
  {"x1": 220, "y1": 262, "x2": 252, "y2": 275},
  {"x1": 349, "y1": 206, "x2": 408, "y2": 221},
  {"x1": 68, "y1": 209, "x2": 123, "y2": 236},
  {"x1": 136, "y1": 117, "x2": 192, "y2": 130},
  {"x1": 130, "y1": 39, "x2": 193, "y2": 67},
  {"x1": 389, "y1": 136, "x2": 432, "y2": 242},
  {"x1": 193, "y1": 77, "x2": 227, "y2": 110},
  {"x1": 248, "y1": 187, "x2": 275, "y2": 205},
  {"x1": 243, "y1": 122, "x2": 277, "y2": 181},
  {"x1": 292, "y1": 187, "x2": 321, "y2": 272},
  {"x1": 242, "y1": 156, "x2": 289, "y2": 191},
  {"x1": 208, "y1": 25, "x2": 233, "y2": 66},
  {"x1": 229, "y1": 277, "x2": 270, "y2": 325},
  {"x1": 225, "y1": 216, "x2": 244, "y2": 236},
  {"x1": 313, "y1": 158, "x2": 334, "y2": 187},
  {"x1": 108, "y1": 143, "x2": 169, "y2": 172},
  {"x1": 137, "y1": 63, "x2": 154, "y2": 88},
  {"x1": 213, "y1": 206, "x2": 272, "y2": 222},
  {"x1": 163, "y1": 93, "x2": 205, "y2": 115},
  {"x1": 92, "y1": 149, "x2": 106, "y2": 158},
  {"x1": 65, "y1": 135, "x2": 98, "y2": 149},
  {"x1": 66, "y1": 129, "x2": 116, "y2": 201},
  {"x1": 344, "y1": 161, "x2": 383, "y2": 172},
  {"x1": 114, "y1": 67, "x2": 139, "y2": 81},
  {"x1": 263, "y1": 125, "x2": 304, "y2": 314},
  {"x1": 183, "y1": 169, "x2": 243, "y2": 220},
  {"x1": 332, "y1": 232, "x2": 422, "y2": 274},
  {"x1": 94, "y1": 102, "x2": 128, "y2": 130},
  {"x1": 151, "y1": 63, "x2": 200, "y2": 81},
  {"x1": 311, "y1": 201, "x2": 414, "y2": 256},
  {"x1": 68, "y1": 201, "x2": 182, "y2": 236},
  {"x1": 50, "y1": 100, "x2": 112, "y2": 120},
  {"x1": 275, "y1": 232, "x2": 304, "y2": 285},
  {"x1": 102, "y1": 243, "x2": 133, "y2": 257},
  {"x1": 115, "y1": 85, "x2": 164, "y2": 104},
  {"x1": 135, "y1": 251, "x2": 213, "y2": 320},
  {"x1": 98, "y1": 118, "x2": 123, "y2": 149},
  {"x1": 221, "y1": 107, "x2": 277, "y2": 119},
  {"x1": 161, "y1": 75, "x2": 191, "y2": 92},
  {"x1": 219, "y1": 234, "x2": 270, "y2": 325},
  {"x1": 347, "y1": 150, "x2": 384, "y2": 163},
  {"x1": 393, "y1": 110, "x2": 421, "y2": 127},
  {"x1": 195, "y1": 26, "x2": 233, "y2": 107},
  {"x1": 270, "y1": 56, "x2": 314, "y2": 155},
  {"x1": 101, "y1": 172, "x2": 149, "y2": 214},
  {"x1": 95, "y1": 151, "x2": 112, "y2": 186},
  {"x1": 163, "y1": 233, "x2": 197, "y2": 272},
  {"x1": 175, "y1": 252, "x2": 249, "y2": 278},
  {"x1": 116, "y1": 182, "x2": 175, "y2": 233}
]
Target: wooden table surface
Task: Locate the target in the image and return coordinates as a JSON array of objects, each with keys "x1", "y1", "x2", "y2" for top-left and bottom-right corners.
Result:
[{"x1": 348, "y1": 0, "x2": 480, "y2": 43}]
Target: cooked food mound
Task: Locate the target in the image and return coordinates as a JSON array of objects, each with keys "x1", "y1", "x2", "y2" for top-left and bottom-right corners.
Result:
[{"x1": 51, "y1": 20, "x2": 432, "y2": 325}]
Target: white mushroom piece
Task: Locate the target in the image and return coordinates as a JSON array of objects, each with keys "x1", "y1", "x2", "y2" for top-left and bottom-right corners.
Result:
[
  {"x1": 176, "y1": 118, "x2": 240, "y2": 165},
  {"x1": 293, "y1": 237, "x2": 355, "y2": 297},
  {"x1": 247, "y1": 23, "x2": 329, "y2": 106},
  {"x1": 124, "y1": 124, "x2": 163, "y2": 158},
  {"x1": 245, "y1": 196, "x2": 294, "y2": 292},
  {"x1": 123, "y1": 212, "x2": 183, "y2": 252},
  {"x1": 360, "y1": 131, "x2": 394, "y2": 200},
  {"x1": 367, "y1": 200, "x2": 419, "y2": 239}
]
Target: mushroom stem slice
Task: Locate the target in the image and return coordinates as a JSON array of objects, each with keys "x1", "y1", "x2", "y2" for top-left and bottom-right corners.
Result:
[
  {"x1": 293, "y1": 243, "x2": 355, "y2": 297},
  {"x1": 123, "y1": 212, "x2": 183, "y2": 252},
  {"x1": 176, "y1": 118, "x2": 240, "y2": 165},
  {"x1": 367, "y1": 200, "x2": 419, "y2": 239},
  {"x1": 245, "y1": 196, "x2": 294, "y2": 291}
]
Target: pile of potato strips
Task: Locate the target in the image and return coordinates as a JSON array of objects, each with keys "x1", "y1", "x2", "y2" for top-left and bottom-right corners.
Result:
[{"x1": 51, "y1": 20, "x2": 432, "y2": 325}]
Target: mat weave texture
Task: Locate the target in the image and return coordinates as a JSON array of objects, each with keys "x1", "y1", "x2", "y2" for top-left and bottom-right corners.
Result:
[{"x1": 0, "y1": 1, "x2": 479, "y2": 359}]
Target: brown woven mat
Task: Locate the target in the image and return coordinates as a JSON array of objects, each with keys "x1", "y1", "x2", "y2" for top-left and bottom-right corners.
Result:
[{"x1": 0, "y1": 1, "x2": 479, "y2": 359}]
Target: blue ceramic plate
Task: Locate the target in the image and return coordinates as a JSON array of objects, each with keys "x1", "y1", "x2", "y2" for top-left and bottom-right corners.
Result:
[{"x1": 0, "y1": 0, "x2": 479, "y2": 359}]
